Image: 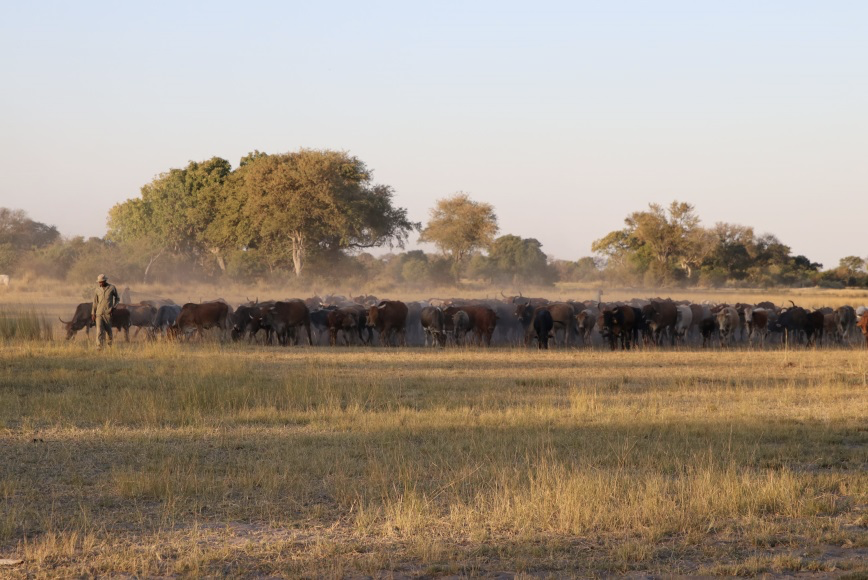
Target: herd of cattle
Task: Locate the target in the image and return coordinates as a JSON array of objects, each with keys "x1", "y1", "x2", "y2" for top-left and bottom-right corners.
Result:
[{"x1": 58, "y1": 293, "x2": 868, "y2": 350}]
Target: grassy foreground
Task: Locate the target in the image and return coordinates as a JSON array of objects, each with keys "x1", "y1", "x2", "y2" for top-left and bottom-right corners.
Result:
[{"x1": 0, "y1": 342, "x2": 866, "y2": 577}]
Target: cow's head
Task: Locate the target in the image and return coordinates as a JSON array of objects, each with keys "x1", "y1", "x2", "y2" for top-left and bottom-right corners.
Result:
[{"x1": 514, "y1": 303, "x2": 533, "y2": 326}]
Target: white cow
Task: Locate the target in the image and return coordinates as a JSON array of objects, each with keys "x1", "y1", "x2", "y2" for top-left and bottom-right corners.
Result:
[
  {"x1": 717, "y1": 307, "x2": 740, "y2": 347},
  {"x1": 674, "y1": 305, "x2": 693, "y2": 346},
  {"x1": 0, "y1": 274, "x2": 9, "y2": 286}
]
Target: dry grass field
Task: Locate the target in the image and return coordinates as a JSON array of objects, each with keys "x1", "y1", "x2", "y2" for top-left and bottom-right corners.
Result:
[{"x1": 0, "y1": 284, "x2": 867, "y2": 577}]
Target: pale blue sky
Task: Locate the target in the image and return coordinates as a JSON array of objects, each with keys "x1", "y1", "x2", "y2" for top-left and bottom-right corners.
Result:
[{"x1": 1, "y1": 1, "x2": 865, "y2": 268}]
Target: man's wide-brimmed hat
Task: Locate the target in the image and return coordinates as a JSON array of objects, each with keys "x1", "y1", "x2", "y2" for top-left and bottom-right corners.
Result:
[{"x1": 97, "y1": 274, "x2": 107, "y2": 283}]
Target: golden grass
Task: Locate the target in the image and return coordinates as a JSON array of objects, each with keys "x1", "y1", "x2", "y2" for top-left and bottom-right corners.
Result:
[{"x1": 0, "y1": 340, "x2": 866, "y2": 576}]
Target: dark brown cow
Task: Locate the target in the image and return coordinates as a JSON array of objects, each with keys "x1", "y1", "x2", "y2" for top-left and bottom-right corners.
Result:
[
  {"x1": 171, "y1": 301, "x2": 232, "y2": 340},
  {"x1": 443, "y1": 304, "x2": 498, "y2": 346},
  {"x1": 600, "y1": 305, "x2": 636, "y2": 350},
  {"x1": 641, "y1": 300, "x2": 678, "y2": 345},
  {"x1": 59, "y1": 302, "x2": 95, "y2": 339},
  {"x1": 806, "y1": 310, "x2": 826, "y2": 346},
  {"x1": 59, "y1": 303, "x2": 131, "y2": 341},
  {"x1": 328, "y1": 307, "x2": 360, "y2": 346},
  {"x1": 263, "y1": 300, "x2": 312, "y2": 346},
  {"x1": 368, "y1": 300, "x2": 409, "y2": 346}
]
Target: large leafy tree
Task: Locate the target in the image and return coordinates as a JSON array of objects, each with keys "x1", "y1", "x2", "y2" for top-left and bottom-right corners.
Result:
[
  {"x1": 107, "y1": 157, "x2": 233, "y2": 281},
  {"x1": 593, "y1": 201, "x2": 711, "y2": 282},
  {"x1": 484, "y1": 235, "x2": 557, "y2": 285},
  {"x1": 419, "y1": 193, "x2": 498, "y2": 279},
  {"x1": 238, "y1": 149, "x2": 417, "y2": 277}
]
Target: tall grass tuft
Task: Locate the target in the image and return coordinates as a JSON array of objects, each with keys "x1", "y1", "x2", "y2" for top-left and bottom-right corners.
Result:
[{"x1": 0, "y1": 309, "x2": 53, "y2": 341}]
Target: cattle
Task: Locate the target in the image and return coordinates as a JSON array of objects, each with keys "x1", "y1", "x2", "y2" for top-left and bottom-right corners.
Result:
[
  {"x1": 308, "y1": 307, "x2": 333, "y2": 344},
  {"x1": 502, "y1": 291, "x2": 548, "y2": 307},
  {"x1": 230, "y1": 301, "x2": 277, "y2": 343},
  {"x1": 262, "y1": 300, "x2": 312, "y2": 346},
  {"x1": 171, "y1": 301, "x2": 233, "y2": 341},
  {"x1": 152, "y1": 304, "x2": 181, "y2": 337},
  {"x1": 59, "y1": 303, "x2": 131, "y2": 342},
  {"x1": 120, "y1": 303, "x2": 157, "y2": 339},
  {"x1": 600, "y1": 305, "x2": 636, "y2": 350},
  {"x1": 805, "y1": 310, "x2": 826, "y2": 346},
  {"x1": 533, "y1": 308, "x2": 554, "y2": 350},
  {"x1": 688, "y1": 303, "x2": 708, "y2": 339},
  {"x1": 451, "y1": 310, "x2": 471, "y2": 345},
  {"x1": 404, "y1": 301, "x2": 426, "y2": 346},
  {"x1": 443, "y1": 304, "x2": 498, "y2": 346},
  {"x1": 858, "y1": 312, "x2": 868, "y2": 347},
  {"x1": 515, "y1": 302, "x2": 576, "y2": 347},
  {"x1": 744, "y1": 307, "x2": 769, "y2": 347},
  {"x1": 716, "y1": 307, "x2": 739, "y2": 347},
  {"x1": 837, "y1": 306, "x2": 856, "y2": 344},
  {"x1": 698, "y1": 316, "x2": 717, "y2": 348},
  {"x1": 770, "y1": 304, "x2": 810, "y2": 346},
  {"x1": 59, "y1": 303, "x2": 96, "y2": 340},
  {"x1": 823, "y1": 312, "x2": 841, "y2": 346},
  {"x1": 327, "y1": 307, "x2": 361, "y2": 346},
  {"x1": 641, "y1": 300, "x2": 678, "y2": 346},
  {"x1": 576, "y1": 308, "x2": 599, "y2": 346},
  {"x1": 672, "y1": 305, "x2": 692, "y2": 346},
  {"x1": 0, "y1": 274, "x2": 9, "y2": 287},
  {"x1": 491, "y1": 300, "x2": 523, "y2": 345},
  {"x1": 231, "y1": 304, "x2": 262, "y2": 342},
  {"x1": 368, "y1": 301, "x2": 409, "y2": 346},
  {"x1": 352, "y1": 294, "x2": 380, "y2": 307},
  {"x1": 420, "y1": 306, "x2": 446, "y2": 347}
]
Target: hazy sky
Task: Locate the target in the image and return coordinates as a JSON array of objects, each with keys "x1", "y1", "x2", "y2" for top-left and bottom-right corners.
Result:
[{"x1": 1, "y1": 1, "x2": 865, "y2": 268}]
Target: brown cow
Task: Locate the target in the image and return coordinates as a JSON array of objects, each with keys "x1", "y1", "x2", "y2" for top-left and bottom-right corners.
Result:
[
  {"x1": 444, "y1": 304, "x2": 497, "y2": 346},
  {"x1": 171, "y1": 301, "x2": 232, "y2": 341},
  {"x1": 600, "y1": 305, "x2": 636, "y2": 350},
  {"x1": 60, "y1": 303, "x2": 131, "y2": 342},
  {"x1": 858, "y1": 312, "x2": 868, "y2": 347},
  {"x1": 328, "y1": 307, "x2": 360, "y2": 346},
  {"x1": 368, "y1": 300, "x2": 409, "y2": 346},
  {"x1": 641, "y1": 300, "x2": 678, "y2": 346},
  {"x1": 263, "y1": 300, "x2": 312, "y2": 346},
  {"x1": 744, "y1": 306, "x2": 769, "y2": 347}
]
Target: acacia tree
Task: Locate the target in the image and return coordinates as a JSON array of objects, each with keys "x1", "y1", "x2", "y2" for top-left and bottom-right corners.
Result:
[
  {"x1": 593, "y1": 201, "x2": 708, "y2": 282},
  {"x1": 419, "y1": 193, "x2": 498, "y2": 280},
  {"x1": 238, "y1": 149, "x2": 417, "y2": 277}
]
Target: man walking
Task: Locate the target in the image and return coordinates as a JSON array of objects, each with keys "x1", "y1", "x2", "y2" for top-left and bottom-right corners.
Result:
[{"x1": 92, "y1": 274, "x2": 120, "y2": 350}]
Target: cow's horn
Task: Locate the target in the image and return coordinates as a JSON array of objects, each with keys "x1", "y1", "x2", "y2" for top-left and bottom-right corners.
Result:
[
  {"x1": 58, "y1": 317, "x2": 70, "y2": 324},
  {"x1": 789, "y1": 300, "x2": 796, "y2": 308}
]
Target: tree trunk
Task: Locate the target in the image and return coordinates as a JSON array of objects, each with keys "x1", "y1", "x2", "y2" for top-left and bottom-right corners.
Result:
[
  {"x1": 143, "y1": 249, "x2": 165, "y2": 284},
  {"x1": 210, "y1": 248, "x2": 226, "y2": 273},
  {"x1": 290, "y1": 232, "x2": 305, "y2": 277}
]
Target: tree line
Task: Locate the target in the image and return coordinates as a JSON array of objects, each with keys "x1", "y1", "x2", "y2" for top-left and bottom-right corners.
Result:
[{"x1": 1, "y1": 149, "x2": 866, "y2": 289}]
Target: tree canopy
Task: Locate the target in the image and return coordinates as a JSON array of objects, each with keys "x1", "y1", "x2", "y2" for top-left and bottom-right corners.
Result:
[
  {"x1": 593, "y1": 200, "x2": 824, "y2": 287},
  {"x1": 107, "y1": 149, "x2": 417, "y2": 279},
  {"x1": 419, "y1": 193, "x2": 498, "y2": 279}
]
